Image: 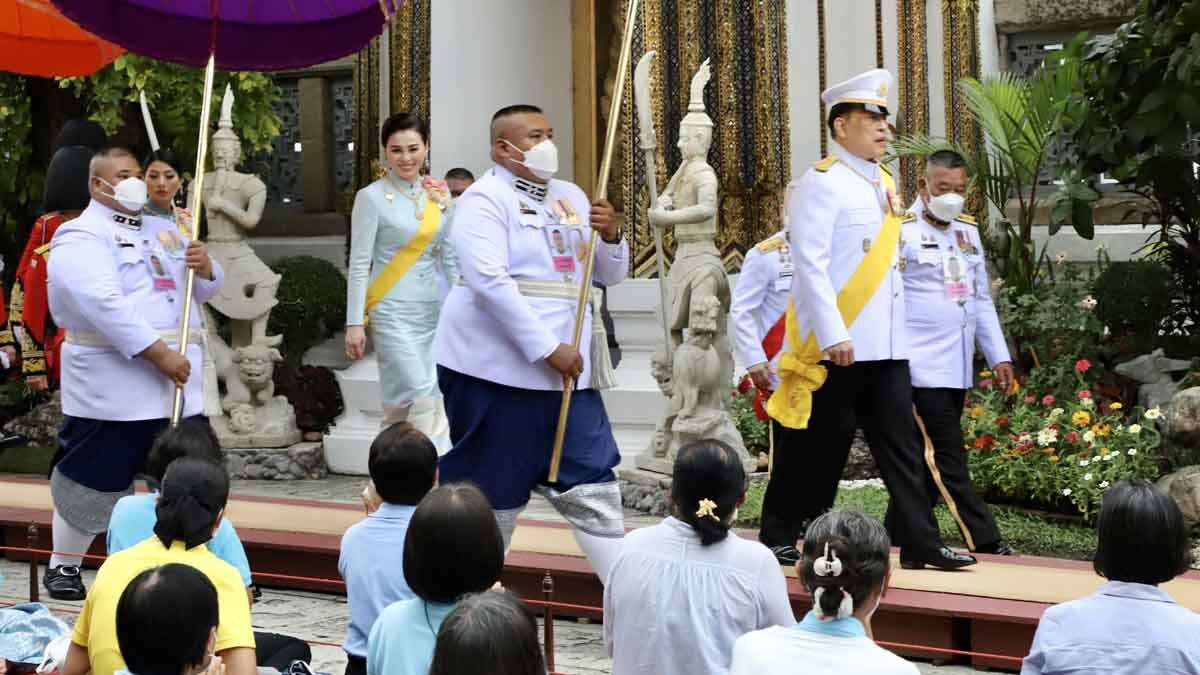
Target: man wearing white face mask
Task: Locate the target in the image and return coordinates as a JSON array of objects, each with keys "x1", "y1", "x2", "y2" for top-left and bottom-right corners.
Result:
[
  {"x1": 893, "y1": 149, "x2": 1012, "y2": 557},
  {"x1": 434, "y1": 104, "x2": 628, "y2": 579},
  {"x1": 43, "y1": 147, "x2": 223, "y2": 600}
]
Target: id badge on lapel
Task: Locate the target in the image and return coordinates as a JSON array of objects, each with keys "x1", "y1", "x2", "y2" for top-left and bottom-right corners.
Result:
[
  {"x1": 775, "y1": 244, "x2": 794, "y2": 291},
  {"x1": 142, "y1": 238, "x2": 177, "y2": 291}
]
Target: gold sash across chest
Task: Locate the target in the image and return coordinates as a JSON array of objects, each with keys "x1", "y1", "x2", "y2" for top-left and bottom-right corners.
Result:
[
  {"x1": 364, "y1": 199, "x2": 441, "y2": 326},
  {"x1": 767, "y1": 167, "x2": 901, "y2": 430}
]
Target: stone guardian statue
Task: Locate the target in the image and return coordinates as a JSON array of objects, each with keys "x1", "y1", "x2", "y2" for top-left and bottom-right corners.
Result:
[{"x1": 637, "y1": 60, "x2": 754, "y2": 473}]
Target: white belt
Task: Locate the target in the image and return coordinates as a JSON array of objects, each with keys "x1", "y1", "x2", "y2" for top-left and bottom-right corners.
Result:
[
  {"x1": 513, "y1": 279, "x2": 582, "y2": 300},
  {"x1": 67, "y1": 328, "x2": 206, "y2": 348}
]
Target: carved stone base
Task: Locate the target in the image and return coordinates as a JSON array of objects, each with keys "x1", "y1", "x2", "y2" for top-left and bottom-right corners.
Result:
[
  {"x1": 212, "y1": 395, "x2": 303, "y2": 449},
  {"x1": 635, "y1": 410, "x2": 758, "y2": 476},
  {"x1": 224, "y1": 441, "x2": 327, "y2": 480}
]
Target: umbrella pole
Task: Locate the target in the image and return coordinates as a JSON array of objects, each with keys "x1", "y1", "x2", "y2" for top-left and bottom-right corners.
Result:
[
  {"x1": 170, "y1": 54, "x2": 216, "y2": 426},
  {"x1": 547, "y1": 0, "x2": 639, "y2": 483}
]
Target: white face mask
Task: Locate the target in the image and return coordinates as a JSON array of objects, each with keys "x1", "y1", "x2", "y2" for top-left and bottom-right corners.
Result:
[
  {"x1": 927, "y1": 192, "x2": 965, "y2": 223},
  {"x1": 99, "y1": 176, "x2": 148, "y2": 212},
  {"x1": 504, "y1": 138, "x2": 558, "y2": 181}
]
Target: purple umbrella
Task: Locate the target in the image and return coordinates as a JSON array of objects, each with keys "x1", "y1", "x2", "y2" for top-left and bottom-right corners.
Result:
[
  {"x1": 51, "y1": 0, "x2": 399, "y2": 71},
  {"x1": 51, "y1": 0, "x2": 400, "y2": 422}
]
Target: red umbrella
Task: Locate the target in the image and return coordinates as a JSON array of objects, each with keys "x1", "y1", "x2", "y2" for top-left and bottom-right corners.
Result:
[
  {"x1": 0, "y1": 0, "x2": 123, "y2": 76},
  {"x1": 50, "y1": 0, "x2": 401, "y2": 422}
]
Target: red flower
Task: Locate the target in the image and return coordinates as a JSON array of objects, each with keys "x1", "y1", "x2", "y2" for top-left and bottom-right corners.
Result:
[
  {"x1": 1074, "y1": 359, "x2": 1092, "y2": 374},
  {"x1": 1024, "y1": 395, "x2": 1037, "y2": 404},
  {"x1": 1077, "y1": 389, "x2": 1092, "y2": 400},
  {"x1": 737, "y1": 375, "x2": 753, "y2": 395},
  {"x1": 995, "y1": 415, "x2": 1011, "y2": 428},
  {"x1": 973, "y1": 435, "x2": 996, "y2": 449},
  {"x1": 1042, "y1": 395, "x2": 1056, "y2": 406},
  {"x1": 1066, "y1": 431, "x2": 1079, "y2": 443}
]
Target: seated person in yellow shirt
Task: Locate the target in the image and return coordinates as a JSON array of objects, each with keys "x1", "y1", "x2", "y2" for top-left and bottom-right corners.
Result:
[
  {"x1": 116, "y1": 563, "x2": 225, "y2": 675},
  {"x1": 63, "y1": 457, "x2": 256, "y2": 675}
]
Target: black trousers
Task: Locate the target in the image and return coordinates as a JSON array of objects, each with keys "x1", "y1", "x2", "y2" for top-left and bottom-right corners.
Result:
[
  {"x1": 345, "y1": 654, "x2": 367, "y2": 675},
  {"x1": 759, "y1": 360, "x2": 945, "y2": 557},
  {"x1": 255, "y1": 631, "x2": 312, "y2": 670},
  {"x1": 885, "y1": 387, "x2": 1001, "y2": 551}
]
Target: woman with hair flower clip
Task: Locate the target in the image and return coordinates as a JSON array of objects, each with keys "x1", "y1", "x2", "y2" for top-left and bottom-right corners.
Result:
[
  {"x1": 346, "y1": 112, "x2": 459, "y2": 452},
  {"x1": 731, "y1": 510, "x2": 917, "y2": 674},
  {"x1": 603, "y1": 439, "x2": 794, "y2": 675}
]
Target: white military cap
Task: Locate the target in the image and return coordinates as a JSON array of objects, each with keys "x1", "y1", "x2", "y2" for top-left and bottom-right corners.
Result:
[{"x1": 821, "y1": 68, "x2": 893, "y2": 116}]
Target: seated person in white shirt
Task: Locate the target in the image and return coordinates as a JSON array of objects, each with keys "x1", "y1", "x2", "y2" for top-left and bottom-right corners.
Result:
[
  {"x1": 731, "y1": 510, "x2": 918, "y2": 675},
  {"x1": 1022, "y1": 479, "x2": 1200, "y2": 675},
  {"x1": 604, "y1": 439, "x2": 795, "y2": 675}
]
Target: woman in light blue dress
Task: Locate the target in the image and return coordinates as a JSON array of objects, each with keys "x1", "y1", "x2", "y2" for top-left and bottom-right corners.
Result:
[{"x1": 345, "y1": 113, "x2": 457, "y2": 451}]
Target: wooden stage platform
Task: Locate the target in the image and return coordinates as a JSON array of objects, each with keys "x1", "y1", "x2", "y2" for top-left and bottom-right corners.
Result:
[{"x1": 5, "y1": 477, "x2": 1200, "y2": 671}]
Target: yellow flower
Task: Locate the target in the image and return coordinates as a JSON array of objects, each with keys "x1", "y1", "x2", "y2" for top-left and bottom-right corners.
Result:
[
  {"x1": 1072, "y1": 410, "x2": 1092, "y2": 427},
  {"x1": 1109, "y1": 402, "x2": 1123, "y2": 410},
  {"x1": 1092, "y1": 423, "x2": 1111, "y2": 438},
  {"x1": 979, "y1": 369, "x2": 993, "y2": 378},
  {"x1": 1049, "y1": 455, "x2": 1060, "y2": 462},
  {"x1": 969, "y1": 406, "x2": 986, "y2": 419}
]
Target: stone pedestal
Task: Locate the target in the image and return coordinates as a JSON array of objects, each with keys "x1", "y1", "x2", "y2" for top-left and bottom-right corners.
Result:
[
  {"x1": 224, "y1": 442, "x2": 328, "y2": 480},
  {"x1": 322, "y1": 355, "x2": 383, "y2": 475},
  {"x1": 212, "y1": 396, "x2": 303, "y2": 449}
]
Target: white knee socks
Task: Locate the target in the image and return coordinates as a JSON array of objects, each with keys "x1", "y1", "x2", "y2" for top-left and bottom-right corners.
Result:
[
  {"x1": 49, "y1": 510, "x2": 94, "y2": 569},
  {"x1": 571, "y1": 528, "x2": 624, "y2": 584}
]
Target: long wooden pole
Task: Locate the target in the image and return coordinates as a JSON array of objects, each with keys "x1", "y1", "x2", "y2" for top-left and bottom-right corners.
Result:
[
  {"x1": 170, "y1": 54, "x2": 216, "y2": 425},
  {"x1": 548, "y1": 0, "x2": 639, "y2": 483}
]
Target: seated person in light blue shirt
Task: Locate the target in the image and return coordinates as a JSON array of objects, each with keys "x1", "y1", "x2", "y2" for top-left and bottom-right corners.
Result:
[
  {"x1": 1023, "y1": 479, "x2": 1200, "y2": 675},
  {"x1": 367, "y1": 483, "x2": 505, "y2": 675},
  {"x1": 107, "y1": 420, "x2": 252, "y2": 588},
  {"x1": 339, "y1": 422, "x2": 439, "y2": 675}
]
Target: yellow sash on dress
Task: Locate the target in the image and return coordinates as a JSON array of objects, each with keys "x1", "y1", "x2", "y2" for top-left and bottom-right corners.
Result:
[
  {"x1": 767, "y1": 169, "x2": 902, "y2": 430},
  {"x1": 363, "y1": 199, "x2": 441, "y2": 326}
]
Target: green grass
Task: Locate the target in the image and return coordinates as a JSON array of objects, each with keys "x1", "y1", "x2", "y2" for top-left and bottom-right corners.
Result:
[
  {"x1": 0, "y1": 445, "x2": 54, "y2": 475},
  {"x1": 738, "y1": 481, "x2": 1097, "y2": 561}
]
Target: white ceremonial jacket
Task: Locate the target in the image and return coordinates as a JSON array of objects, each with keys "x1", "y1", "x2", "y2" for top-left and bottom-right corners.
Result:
[
  {"x1": 48, "y1": 201, "x2": 223, "y2": 421},
  {"x1": 786, "y1": 144, "x2": 907, "y2": 362},
  {"x1": 901, "y1": 199, "x2": 1011, "y2": 389},
  {"x1": 434, "y1": 165, "x2": 629, "y2": 391},
  {"x1": 730, "y1": 231, "x2": 790, "y2": 387}
]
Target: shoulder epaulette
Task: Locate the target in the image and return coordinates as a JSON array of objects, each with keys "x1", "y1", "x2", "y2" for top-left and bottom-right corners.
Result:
[
  {"x1": 900, "y1": 212, "x2": 917, "y2": 223},
  {"x1": 756, "y1": 236, "x2": 785, "y2": 253},
  {"x1": 813, "y1": 156, "x2": 839, "y2": 172},
  {"x1": 956, "y1": 213, "x2": 978, "y2": 226},
  {"x1": 34, "y1": 243, "x2": 51, "y2": 257}
]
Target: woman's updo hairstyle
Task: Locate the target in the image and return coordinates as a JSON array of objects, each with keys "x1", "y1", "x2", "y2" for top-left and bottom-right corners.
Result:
[
  {"x1": 670, "y1": 438, "x2": 747, "y2": 546},
  {"x1": 380, "y1": 112, "x2": 430, "y2": 147},
  {"x1": 800, "y1": 510, "x2": 890, "y2": 620}
]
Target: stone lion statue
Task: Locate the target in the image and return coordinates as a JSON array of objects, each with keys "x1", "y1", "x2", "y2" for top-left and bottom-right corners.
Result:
[{"x1": 222, "y1": 335, "x2": 284, "y2": 411}]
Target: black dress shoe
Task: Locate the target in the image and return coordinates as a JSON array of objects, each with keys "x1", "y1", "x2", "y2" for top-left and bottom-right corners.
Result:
[
  {"x1": 43, "y1": 565, "x2": 86, "y2": 600},
  {"x1": 975, "y1": 540, "x2": 1015, "y2": 556},
  {"x1": 768, "y1": 545, "x2": 802, "y2": 566},
  {"x1": 900, "y1": 546, "x2": 977, "y2": 570}
]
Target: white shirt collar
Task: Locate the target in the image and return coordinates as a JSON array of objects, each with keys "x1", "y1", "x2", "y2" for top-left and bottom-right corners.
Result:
[
  {"x1": 492, "y1": 164, "x2": 550, "y2": 203},
  {"x1": 86, "y1": 199, "x2": 142, "y2": 230},
  {"x1": 831, "y1": 142, "x2": 880, "y2": 181}
]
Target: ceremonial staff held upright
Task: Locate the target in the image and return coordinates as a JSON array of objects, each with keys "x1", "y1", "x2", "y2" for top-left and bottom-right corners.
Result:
[{"x1": 548, "y1": 0, "x2": 640, "y2": 483}]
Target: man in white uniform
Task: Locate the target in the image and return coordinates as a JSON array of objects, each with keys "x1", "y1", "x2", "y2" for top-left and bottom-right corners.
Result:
[
  {"x1": 43, "y1": 147, "x2": 222, "y2": 599},
  {"x1": 434, "y1": 105, "x2": 627, "y2": 578},
  {"x1": 893, "y1": 149, "x2": 1013, "y2": 556},
  {"x1": 765, "y1": 70, "x2": 975, "y2": 570}
]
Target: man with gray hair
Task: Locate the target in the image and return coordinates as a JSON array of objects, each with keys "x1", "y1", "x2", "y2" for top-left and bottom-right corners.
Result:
[
  {"x1": 893, "y1": 148, "x2": 1013, "y2": 557},
  {"x1": 43, "y1": 146, "x2": 223, "y2": 599}
]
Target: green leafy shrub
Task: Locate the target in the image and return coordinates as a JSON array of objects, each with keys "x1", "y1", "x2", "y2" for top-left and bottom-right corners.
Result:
[
  {"x1": 1092, "y1": 260, "x2": 1172, "y2": 352},
  {"x1": 731, "y1": 377, "x2": 769, "y2": 458},
  {"x1": 267, "y1": 256, "x2": 346, "y2": 364}
]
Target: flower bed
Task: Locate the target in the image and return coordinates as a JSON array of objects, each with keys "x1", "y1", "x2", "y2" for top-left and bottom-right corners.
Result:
[{"x1": 965, "y1": 359, "x2": 1163, "y2": 519}]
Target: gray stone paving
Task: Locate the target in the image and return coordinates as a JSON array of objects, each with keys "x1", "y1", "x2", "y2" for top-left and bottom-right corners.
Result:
[{"x1": 0, "y1": 476, "x2": 996, "y2": 673}]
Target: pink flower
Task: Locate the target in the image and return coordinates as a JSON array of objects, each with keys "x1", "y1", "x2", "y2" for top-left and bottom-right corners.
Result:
[
  {"x1": 1077, "y1": 389, "x2": 1092, "y2": 400},
  {"x1": 1074, "y1": 359, "x2": 1092, "y2": 374},
  {"x1": 979, "y1": 378, "x2": 994, "y2": 389},
  {"x1": 1066, "y1": 431, "x2": 1079, "y2": 443},
  {"x1": 1024, "y1": 395, "x2": 1037, "y2": 404},
  {"x1": 1042, "y1": 395, "x2": 1056, "y2": 406}
]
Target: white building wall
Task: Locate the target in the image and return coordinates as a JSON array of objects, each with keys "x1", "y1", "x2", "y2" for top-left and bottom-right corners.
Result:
[{"x1": 425, "y1": 0, "x2": 574, "y2": 181}]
